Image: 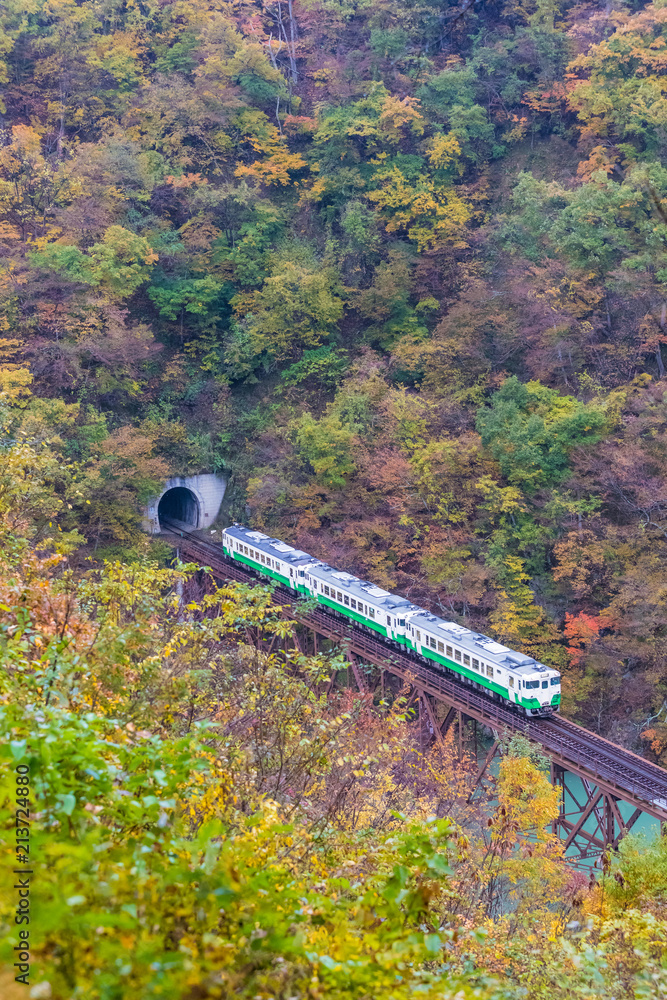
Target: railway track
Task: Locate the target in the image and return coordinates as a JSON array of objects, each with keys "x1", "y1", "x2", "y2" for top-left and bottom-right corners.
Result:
[{"x1": 162, "y1": 520, "x2": 667, "y2": 823}]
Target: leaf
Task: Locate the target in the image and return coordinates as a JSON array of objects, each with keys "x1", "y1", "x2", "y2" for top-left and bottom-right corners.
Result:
[
  {"x1": 424, "y1": 932, "x2": 443, "y2": 953},
  {"x1": 60, "y1": 793, "x2": 76, "y2": 816},
  {"x1": 10, "y1": 739, "x2": 27, "y2": 760}
]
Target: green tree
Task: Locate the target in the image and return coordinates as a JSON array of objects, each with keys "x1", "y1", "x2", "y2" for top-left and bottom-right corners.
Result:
[
  {"x1": 231, "y1": 260, "x2": 344, "y2": 369},
  {"x1": 476, "y1": 376, "x2": 606, "y2": 493},
  {"x1": 31, "y1": 226, "x2": 158, "y2": 299},
  {"x1": 295, "y1": 411, "x2": 358, "y2": 488}
]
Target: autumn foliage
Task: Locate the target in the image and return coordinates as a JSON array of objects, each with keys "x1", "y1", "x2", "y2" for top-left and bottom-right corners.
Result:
[{"x1": 2, "y1": 0, "x2": 667, "y2": 992}]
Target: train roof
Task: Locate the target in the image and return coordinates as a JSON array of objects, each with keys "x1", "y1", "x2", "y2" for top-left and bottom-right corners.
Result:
[
  {"x1": 409, "y1": 610, "x2": 553, "y2": 675},
  {"x1": 224, "y1": 524, "x2": 313, "y2": 565},
  {"x1": 308, "y1": 561, "x2": 423, "y2": 614}
]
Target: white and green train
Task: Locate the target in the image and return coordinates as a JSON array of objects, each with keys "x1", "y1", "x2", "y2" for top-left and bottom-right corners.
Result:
[{"x1": 222, "y1": 524, "x2": 561, "y2": 717}]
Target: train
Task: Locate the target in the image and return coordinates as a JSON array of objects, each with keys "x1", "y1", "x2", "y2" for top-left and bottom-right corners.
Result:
[{"x1": 222, "y1": 523, "x2": 561, "y2": 717}]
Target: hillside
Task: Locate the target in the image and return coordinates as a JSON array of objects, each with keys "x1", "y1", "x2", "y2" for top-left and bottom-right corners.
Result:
[{"x1": 2, "y1": 0, "x2": 667, "y2": 995}]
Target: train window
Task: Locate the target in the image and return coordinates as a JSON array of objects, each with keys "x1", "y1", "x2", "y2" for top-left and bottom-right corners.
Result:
[
  {"x1": 350, "y1": 599, "x2": 356, "y2": 609},
  {"x1": 446, "y1": 645, "x2": 453, "y2": 658},
  {"x1": 399, "y1": 619, "x2": 405, "y2": 626},
  {"x1": 486, "y1": 665, "x2": 493, "y2": 678},
  {"x1": 416, "y1": 630, "x2": 421, "y2": 641},
  {"x1": 323, "y1": 585, "x2": 329, "y2": 596},
  {"x1": 387, "y1": 616, "x2": 391, "y2": 626},
  {"x1": 542, "y1": 680, "x2": 548, "y2": 689},
  {"x1": 472, "y1": 658, "x2": 479, "y2": 670},
  {"x1": 344, "y1": 595, "x2": 350, "y2": 606},
  {"x1": 551, "y1": 677, "x2": 559, "y2": 685},
  {"x1": 369, "y1": 607, "x2": 375, "y2": 618},
  {"x1": 463, "y1": 654, "x2": 470, "y2": 666},
  {"x1": 509, "y1": 676, "x2": 514, "y2": 688},
  {"x1": 430, "y1": 637, "x2": 436, "y2": 649},
  {"x1": 455, "y1": 649, "x2": 461, "y2": 662},
  {"x1": 526, "y1": 680, "x2": 539, "y2": 689},
  {"x1": 438, "y1": 641, "x2": 444, "y2": 653}
]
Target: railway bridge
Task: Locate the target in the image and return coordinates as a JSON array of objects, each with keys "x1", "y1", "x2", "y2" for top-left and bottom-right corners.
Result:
[{"x1": 163, "y1": 521, "x2": 667, "y2": 864}]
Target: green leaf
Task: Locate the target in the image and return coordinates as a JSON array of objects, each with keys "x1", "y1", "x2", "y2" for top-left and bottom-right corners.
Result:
[
  {"x1": 424, "y1": 932, "x2": 442, "y2": 953},
  {"x1": 10, "y1": 740, "x2": 27, "y2": 760},
  {"x1": 60, "y1": 793, "x2": 76, "y2": 815}
]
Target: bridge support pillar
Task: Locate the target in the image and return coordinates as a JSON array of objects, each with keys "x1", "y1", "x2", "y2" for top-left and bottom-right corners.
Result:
[
  {"x1": 550, "y1": 769, "x2": 645, "y2": 860},
  {"x1": 348, "y1": 653, "x2": 366, "y2": 694}
]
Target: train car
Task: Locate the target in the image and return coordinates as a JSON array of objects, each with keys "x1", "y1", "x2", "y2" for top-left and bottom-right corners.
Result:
[
  {"x1": 222, "y1": 524, "x2": 316, "y2": 590},
  {"x1": 221, "y1": 523, "x2": 561, "y2": 717},
  {"x1": 306, "y1": 561, "x2": 422, "y2": 644},
  {"x1": 406, "y1": 613, "x2": 560, "y2": 716}
]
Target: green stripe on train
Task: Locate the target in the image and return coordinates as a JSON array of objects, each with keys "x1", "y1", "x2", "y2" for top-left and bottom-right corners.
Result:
[
  {"x1": 317, "y1": 595, "x2": 390, "y2": 638},
  {"x1": 226, "y1": 549, "x2": 292, "y2": 588},
  {"x1": 404, "y1": 638, "x2": 557, "y2": 709},
  {"x1": 410, "y1": 643, "x2": 510, "y2": 700}
]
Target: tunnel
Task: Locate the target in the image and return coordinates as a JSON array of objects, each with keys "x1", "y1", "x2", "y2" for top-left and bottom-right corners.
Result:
[{"x1": 158, "y1": 486, "x2": 200, "y2": 530}]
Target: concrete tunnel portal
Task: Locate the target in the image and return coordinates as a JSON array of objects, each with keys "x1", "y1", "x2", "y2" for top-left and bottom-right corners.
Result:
[
  {"x1": 158, "y1": 486, "x2": 200, "y2": 530},
  {"x1": 144, "y1": 474, "x2": 228, "y2": 534}
]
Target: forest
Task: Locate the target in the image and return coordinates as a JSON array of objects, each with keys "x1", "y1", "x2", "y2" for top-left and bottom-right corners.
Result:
[{"x1": 1, "y1": 0, "x2": 667, "y2": 995}]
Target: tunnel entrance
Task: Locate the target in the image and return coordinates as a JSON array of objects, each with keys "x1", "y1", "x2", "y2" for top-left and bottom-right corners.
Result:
[{"x1": 158, "y1": 486, "x2": 200, "y2": 529}]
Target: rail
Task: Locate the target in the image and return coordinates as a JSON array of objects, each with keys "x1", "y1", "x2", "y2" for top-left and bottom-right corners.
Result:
[{"x1": 163, "y1": 520, "x2": 667, "y2": 824}]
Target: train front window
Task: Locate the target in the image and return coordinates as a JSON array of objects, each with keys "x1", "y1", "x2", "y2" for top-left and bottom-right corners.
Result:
[
  {"x1": 551, "y1": 677, "x2": 560, "y2": 686},
  {"x1": 542, "y1": 680, "x2": 548, "y2": 689}
]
